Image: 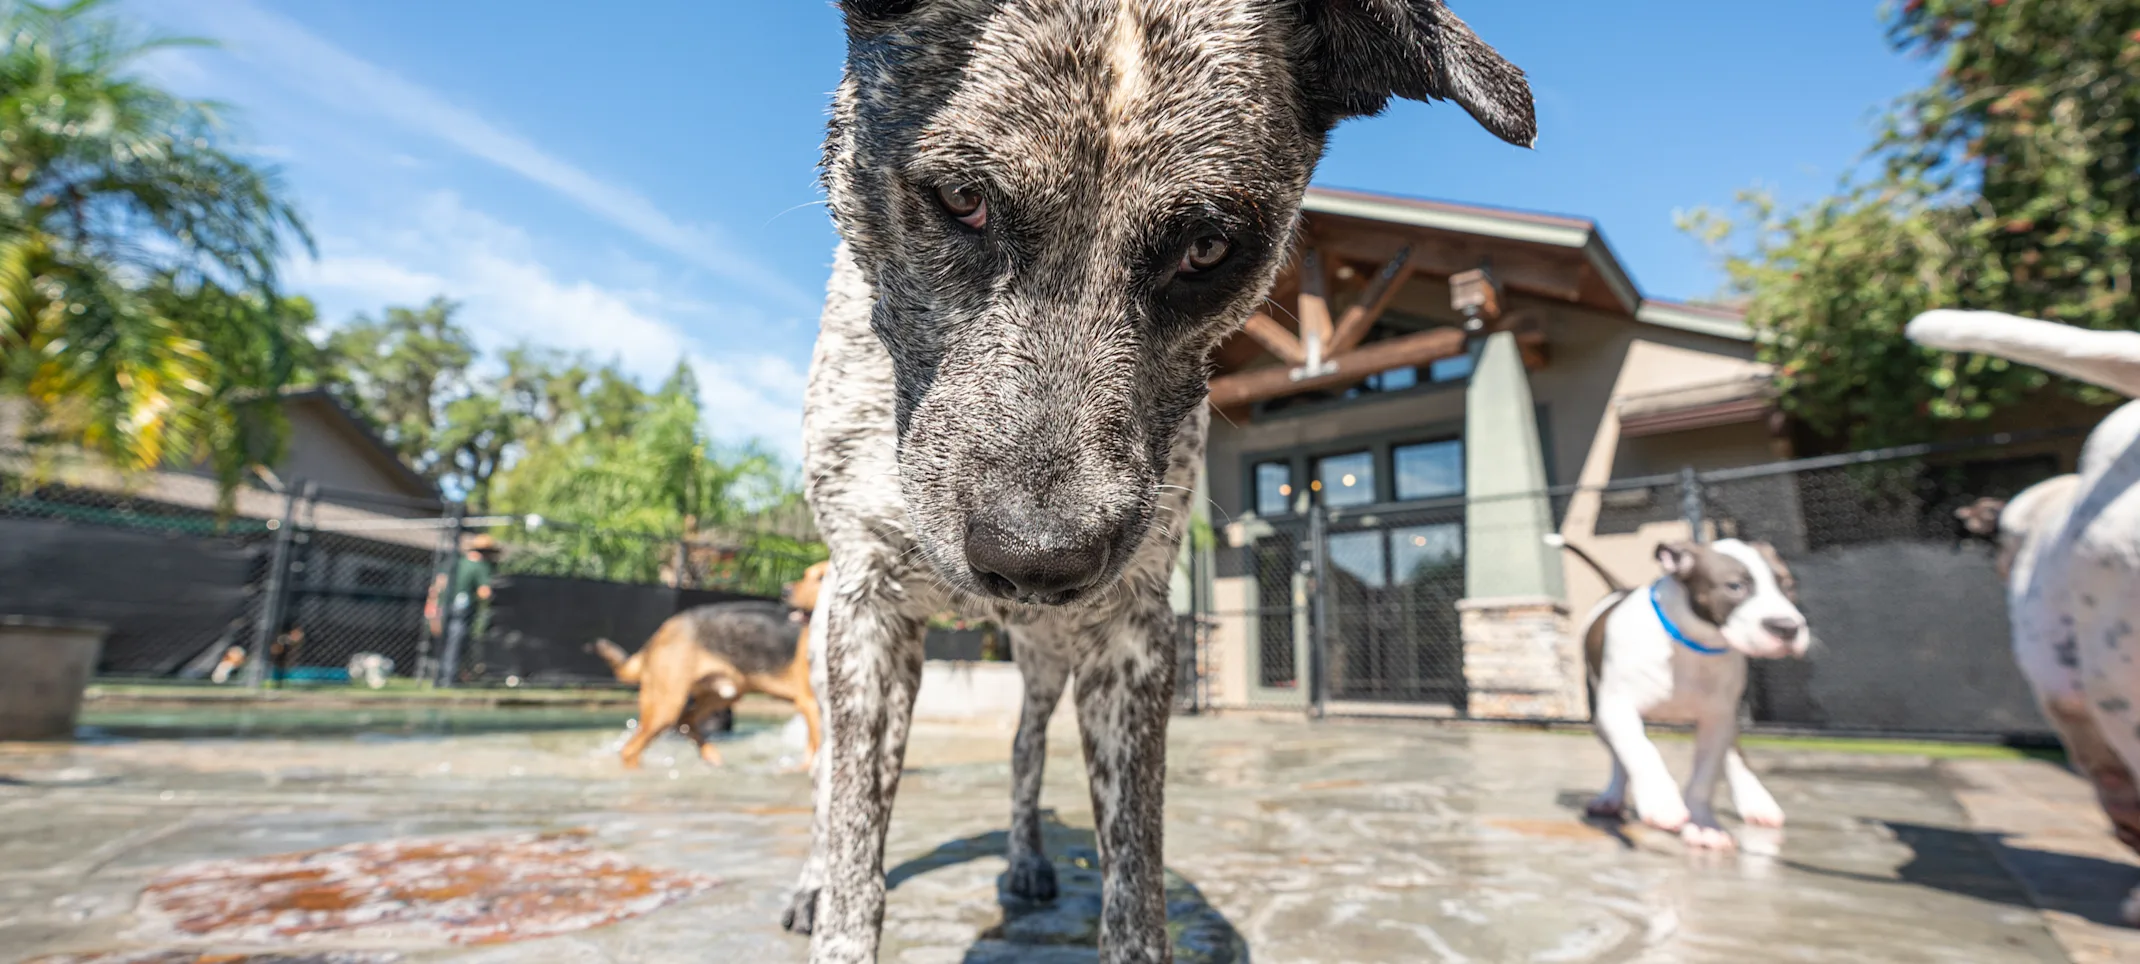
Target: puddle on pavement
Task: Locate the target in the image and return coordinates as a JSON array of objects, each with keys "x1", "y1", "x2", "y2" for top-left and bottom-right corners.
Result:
[
  {"x1": 883, "y1": 816, "x2": 1249, "y2": 963},
  {"x1": 75, "y1": 704, "x2": 650, "y2": 741}
]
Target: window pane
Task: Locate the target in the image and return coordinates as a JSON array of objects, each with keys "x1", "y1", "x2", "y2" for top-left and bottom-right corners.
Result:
[
  {"x1": 1326, "y1": 530, "x2": 1387, "y2": 589},
  {"x1": 1429, "y1": 352, "x2": 1475, "y2": 383},
  {"x1": 1393, "y1": 440, "x2": 1463, "y2": 501},
  {"x1": 1366, "y1": 366, "x2": 1418, "y2": 392},
  {"x1": 1315, "y1": 451, "x2": 1376, "y2": 507},
  {"x1": 1253, "y1": 461, "x2": 1294, "y2": 516},
  {"x1": 1391, "y1": 523, "x2": 1463, "y2": 584}
]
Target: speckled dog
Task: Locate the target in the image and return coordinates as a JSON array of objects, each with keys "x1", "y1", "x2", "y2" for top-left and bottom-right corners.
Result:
[
  {"x1": 1910, "y1": 310, "x2": 2140, "y2": 924},
  {"x1": 788, "y1": 3, "x2": 1535, "y2": 961}
]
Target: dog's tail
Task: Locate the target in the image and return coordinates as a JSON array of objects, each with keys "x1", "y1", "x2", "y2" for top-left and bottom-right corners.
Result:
[
  {"x1": 592, "y1": 638, "x2": 643, "y2": 684},
  {"x1": 1907, "y1": 310, "x2": 2140, "y2": 398},
  {"x1": 1543, "y1": 533, "x2": 1629, "y2": 593}
]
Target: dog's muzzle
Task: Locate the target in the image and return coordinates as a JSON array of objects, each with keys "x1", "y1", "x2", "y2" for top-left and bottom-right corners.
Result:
[{"x1": 962, "y1": 502, "x2": 1117, "y2": 606}]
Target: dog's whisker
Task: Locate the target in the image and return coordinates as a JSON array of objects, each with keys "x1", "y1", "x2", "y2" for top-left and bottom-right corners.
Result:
[{"x1": 766, "y1": 197, "x2": 831, "y2": 226}]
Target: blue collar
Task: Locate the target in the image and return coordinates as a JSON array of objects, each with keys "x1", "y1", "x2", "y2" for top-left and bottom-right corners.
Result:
[{"x1": 1650, "y1": 581, "x2": 1728, "y2": 655}]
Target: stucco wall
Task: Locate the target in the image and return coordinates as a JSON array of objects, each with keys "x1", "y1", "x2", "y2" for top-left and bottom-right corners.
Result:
[
  {"x1": 1200, "y1": 281, "x2": 1775, "y2": 708},
  {"x1": 1205, "y1": 281, "x2": 1765, "y2": 521},
  {"x1": 276, "y1": 401, "x2": 420, "y2": 501}
]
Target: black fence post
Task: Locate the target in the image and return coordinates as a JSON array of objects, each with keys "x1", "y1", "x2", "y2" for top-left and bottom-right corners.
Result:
[
  {"x1": 416, "y1": 502, "x2": 464, "y2": 686},
  {"x1": 1679, "y1": 465, "x2": 1706, "y2": 543},
  {"x1": 432, "y1": 502, "x2": 469, "y2": 688},
  {"x1": 244, "y1": 484, "x2": 303, "y2": 691},
  {"x1": 1306, "y1": 501, "x2": 1329, "y2": 719}
]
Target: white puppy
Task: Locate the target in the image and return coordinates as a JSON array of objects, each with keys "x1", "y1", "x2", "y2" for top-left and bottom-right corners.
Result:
[
  {"x1": 1558, "y1": 536, "x2": 1811, "y2": 850},
  {"x1": 1908, "y1": 310, "x2": 2140, "y2": 922}
]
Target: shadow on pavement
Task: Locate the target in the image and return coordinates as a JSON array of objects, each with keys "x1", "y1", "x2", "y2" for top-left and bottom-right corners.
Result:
[
  {"x1": 886, "y1": 810, "x2": 1251, "y2": 964},
  {"x1": 1786, "y1": 820, "x2": 2140, "y2": 929}
]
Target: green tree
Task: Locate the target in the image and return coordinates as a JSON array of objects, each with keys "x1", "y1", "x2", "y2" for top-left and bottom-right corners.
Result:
[
  {"x1": 142, "y1": 279, "x2": 319, "y2": 505},
  {"x1": 0, "y1": 0, "x2": 309, "y2": 472},
  {"x1": 1682, "y1": 0, "x2": 2139, "y2": 450},
  {"x1": 490, "y1": 361, "x2": 815, "y2": 589},
  {"x1": 321, "y1": 296, "x2": 474, "y2": 481}
]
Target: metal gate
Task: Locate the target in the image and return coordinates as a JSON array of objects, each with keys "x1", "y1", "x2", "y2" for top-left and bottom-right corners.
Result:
[{"x1": 1191, "y1": 431, "x2": 2074, "y2": 741}]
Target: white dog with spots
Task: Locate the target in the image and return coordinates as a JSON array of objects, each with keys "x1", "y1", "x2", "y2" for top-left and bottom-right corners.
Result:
[
  {"x1": 1556, "y1": 536, "x2": 1811, "y2": 850},
  {"x1": 1908, "y1": 309, "x2": 2140, "y2": 923}
]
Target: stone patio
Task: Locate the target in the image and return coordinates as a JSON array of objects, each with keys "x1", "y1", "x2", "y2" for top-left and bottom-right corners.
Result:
[{"x1": 2, "y1": 710, "x2": 2136, "y2": 962}]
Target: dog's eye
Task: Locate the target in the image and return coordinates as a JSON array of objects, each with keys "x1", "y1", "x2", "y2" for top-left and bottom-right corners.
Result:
[
  {"x1": 935, "y1": 184, "x2": 987, "y2": 229},
  {"x1": 1726, "y1": 581, "x2": 1747, "y2": 593},
  {"x1": 1177, "y1": 234, "x2": 1232, "y2": 274}
]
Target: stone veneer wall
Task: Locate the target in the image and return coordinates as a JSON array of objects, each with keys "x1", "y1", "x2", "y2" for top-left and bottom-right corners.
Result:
[{"x1": 1458, "y1": 596, "x2": 1585, "y2": 721}]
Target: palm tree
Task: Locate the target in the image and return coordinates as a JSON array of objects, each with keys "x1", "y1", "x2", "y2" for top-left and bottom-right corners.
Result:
[{"x1": 0, "y1": 0, "x2": 309, "y2": 477}]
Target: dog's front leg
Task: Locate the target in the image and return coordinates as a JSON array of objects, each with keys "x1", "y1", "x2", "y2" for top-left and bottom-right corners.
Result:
[
  {"x1": 1074, "y1": 611, "x2": 1176, "y2": 964},
  {"x1": 1679, "y1": 713, "x2": 1739, "y2": 851},
  {"x1": 1007, "y1": 633, "x2": 1070, "y2": 902},
  {"x1": 782, "y1": 603, "x2": 835, "y2": 935},
  {"x1": 809, "y1": 567, "x2": 926, "y2": 964},
  {"x1": 1593, "y1": 700, "x2": 1688, "y2": 832},
  {"x1": 1724, "y1": 743, "x2": 1784, "y2": 828}
]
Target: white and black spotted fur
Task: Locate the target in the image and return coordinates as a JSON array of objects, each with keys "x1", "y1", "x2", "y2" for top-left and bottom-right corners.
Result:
[
  {"x1": 789, "y1": 3, "x2": 1535, "y2": 961},
  {"x1": 1908, "y1": 310, "x2": 2140, "y2": 925}
]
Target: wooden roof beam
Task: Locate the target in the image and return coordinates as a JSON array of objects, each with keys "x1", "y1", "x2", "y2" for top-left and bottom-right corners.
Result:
[
  {"x1": 1209, "y1": 326, "x2": 1466, "y2": 410},
  {"x1": 1314, "y1": 232, "x2": 1585, "y2": 305},
  {"x1": 1327, "y1": 244, "x2": 1414, "y2": 356},
  {"x1": 1240, "y1": 311, "x2": 1307, "y2": 367}
]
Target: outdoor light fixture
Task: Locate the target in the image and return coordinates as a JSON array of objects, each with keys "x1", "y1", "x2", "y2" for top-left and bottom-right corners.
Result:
[
  {"x1": 525, "y1": 514, "x2": 545, "y2": 530},
  {"x1": 1450, "y1": 264, "x2": 1501, "y2": 334}
]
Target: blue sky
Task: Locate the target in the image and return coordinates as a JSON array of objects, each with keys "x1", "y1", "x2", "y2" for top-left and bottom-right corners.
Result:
[{"x1": 124, "y1": 0, "x2": 1932, "y2": 464}]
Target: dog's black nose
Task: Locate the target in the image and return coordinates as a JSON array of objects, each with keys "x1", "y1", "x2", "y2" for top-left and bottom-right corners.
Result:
[
  {"x1": 964, "y1": 510, "x2": 1110, "y2": 604},
  {"x1": 1761, "y1": 616, "x2": 1804, "y2": 640}
]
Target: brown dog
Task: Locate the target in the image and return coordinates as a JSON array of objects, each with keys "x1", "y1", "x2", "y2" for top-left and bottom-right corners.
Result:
[{"x1": 595, "y1": 561, "x2": 827, "y2": 769}]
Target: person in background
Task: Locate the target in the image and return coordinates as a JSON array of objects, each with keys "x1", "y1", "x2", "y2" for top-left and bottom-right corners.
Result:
[
  {"x1": 426, "y1": 534, "x2": 499, "y2": 684},
  {"x1": 268, "y1": 625, "x2": 306, "y2": 687}
]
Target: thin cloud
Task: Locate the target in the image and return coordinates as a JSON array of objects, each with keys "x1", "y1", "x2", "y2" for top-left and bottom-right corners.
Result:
[
  {"x1": 140, "y1": 0, "x2": 817, "y2": 313},
  {"x1": 294, "y1": 193, "x2": 806, "y2": 462}
]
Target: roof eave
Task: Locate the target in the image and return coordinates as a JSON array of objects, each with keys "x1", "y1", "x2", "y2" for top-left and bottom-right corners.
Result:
[{"x1": 1633, "y1": 302, "x2": 1755, "y2": 342}]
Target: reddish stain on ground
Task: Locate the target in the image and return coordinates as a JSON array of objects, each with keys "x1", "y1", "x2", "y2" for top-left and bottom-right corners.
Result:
[
  {"x1": 26, "y1": 954, "x2": 401, "y2": 964},
  {"x1": 120, "y1": 830, "x2": 717, "y2": 947}
]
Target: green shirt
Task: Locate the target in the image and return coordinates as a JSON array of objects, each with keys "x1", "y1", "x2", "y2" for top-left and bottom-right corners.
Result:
[{"x1": 450, "y1": 557, "x2": 493, "y2": 608}]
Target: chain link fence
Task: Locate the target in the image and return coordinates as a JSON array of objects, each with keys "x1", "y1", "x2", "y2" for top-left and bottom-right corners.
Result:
[
  {"x1": 1184, "y1": 431, "x2": 2080, "y2": 742},
  {"x1": 0, "y1": 451, "x2": 824, "y2": 691}
]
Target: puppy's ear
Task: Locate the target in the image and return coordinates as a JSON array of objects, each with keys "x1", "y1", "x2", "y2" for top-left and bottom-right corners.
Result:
[
  {"x1": 1292, "y1": 0, "x2": 1536, "y2": 147},
  {"x1": 1747, "y1": 540, "x2": 1797, "y2": 594},
  {"x1": 1653, "y1": 541, "x2": 1698, "y2": 577}
]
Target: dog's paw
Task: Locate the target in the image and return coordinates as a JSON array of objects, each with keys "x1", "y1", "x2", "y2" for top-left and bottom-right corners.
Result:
[
  {"x1": 780, "y1": 887, "x2": 819, "y2": 935},
  {"x1": 1636, "y1": 796, "x2": 1691, "y2": 833},
  {"x1": 697, "y1": 743, "x2": 724, "y2": 767},
  {"x1": 1003, "y1": 852, "x2": 1059, "y2": 903},
  {"x1": 1737, "y1": 799, "x2": 1785, "y2": 829},
  {"x1": 1680, "y1": 823, "x2": 1737, "y2": 851},
  {"x1": 1584, "y1": 795, "x2": 1626, "y2": 820}
]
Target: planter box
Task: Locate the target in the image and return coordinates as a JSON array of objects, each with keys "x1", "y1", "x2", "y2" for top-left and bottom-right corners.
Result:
[
  {"x1": 0, "y1": 616, "x2": 108, "y2": 740},
  {"x1": 912, "y1": 661, "x2": 1074, "y2": 729},
  {"x1": 924, "y1": 627, "x2": 999, "y2": 662}
]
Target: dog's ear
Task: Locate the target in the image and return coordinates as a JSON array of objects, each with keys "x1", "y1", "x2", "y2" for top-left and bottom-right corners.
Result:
[
  {"x1": 1653, "y1": 541, "x2": 1698, "y2": 578},
  {"x1": 1292, "y1": 0, "x2": 1535, "y2": 147},
  {"x1": 1954, "y1": 497, "x2": 2005, "y2": 537},
  {"x1": 1747, "y1": 541, "x2": 1799, "y2": 600},
  {"x1": 838, "y1": 0, "x2": 922, "y2": 27}
]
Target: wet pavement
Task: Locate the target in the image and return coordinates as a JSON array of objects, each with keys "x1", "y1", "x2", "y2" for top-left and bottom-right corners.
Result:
[{"x1": 3, "y1": 710, "x2": 2137, "y2": 963}]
